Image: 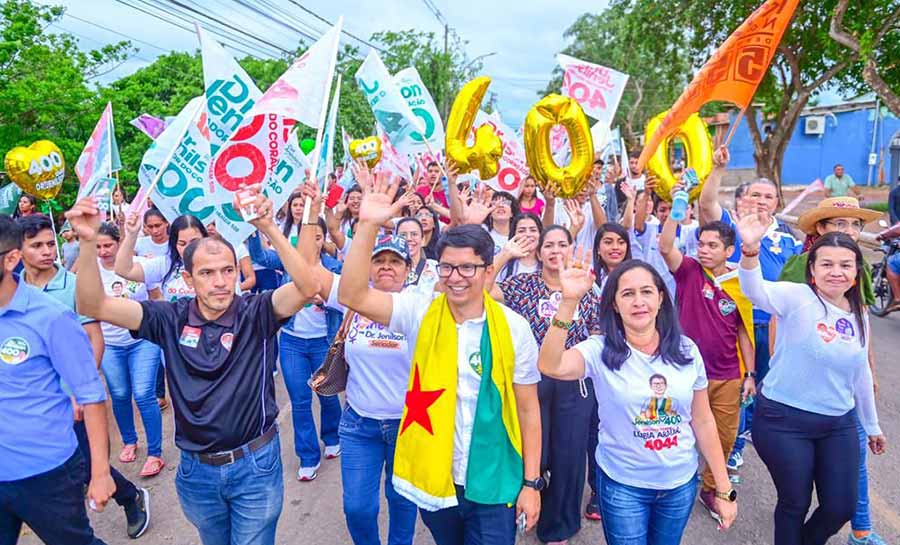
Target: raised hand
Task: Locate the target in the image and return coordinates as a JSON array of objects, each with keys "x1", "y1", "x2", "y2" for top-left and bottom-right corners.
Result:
[
  {"x1": 620, "y1": 180, "x2": 637, "y2": 202},
  {"x1": 736, "y1": 212, "x2": 767, "y2": 248},
  {"x1": 564, "y1": 199, "x2": 585, "y2": 237},
  {"x1": 559, "y1": 246, "x2": 595, "y2": 301},
  {"x1": 124, "y1": 212, "x2": 142, "y2": 238},
  {"x1": 713, "y1": 146, "x2": 730, "y2": 169},
  {"x1": 459, "y1": 183, "x2": 496, "y2": 225},
  {"x1": 233, "y1": 184, "x2": 276, "y2": 230},
  {"x1": 358, "y1": 170, "x2": 401, "y2": 225},
  {"x1": 445, "y1": 160, "x2": 459, "y2": 185},
  {"x1": 65, "y1": 197, "x2": 104, "y2": 242},
  {"x1": 502, "y1": 234, "x2": 536, "y2": 260}
]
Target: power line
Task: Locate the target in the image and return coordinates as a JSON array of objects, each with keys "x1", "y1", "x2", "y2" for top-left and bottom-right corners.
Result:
[
  {"x1": 283, "y1": 0, "x2": 388, "y2": 54},
  {"x1": 420, "y1": 0, "x2": 447, "y2": 26},
  {"x1": 60, "y1": 12, "x2": 171, "y2": 54},
  {"x1": 231, "y1": 0, "x2": 320, "y2": 45}
]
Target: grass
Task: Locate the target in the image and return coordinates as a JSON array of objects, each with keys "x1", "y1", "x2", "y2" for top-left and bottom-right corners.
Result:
[{"x1": 864, "y1": 201, "x2": 888, "y2": 212}]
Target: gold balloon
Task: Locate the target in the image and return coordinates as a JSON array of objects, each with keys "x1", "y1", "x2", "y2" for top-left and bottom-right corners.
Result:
[
  {"x1": 4, "y1": 140, "x2": 66, "y2": 200},
  {"x1": 445, "y1": 77, "x2": 503, "y2": 179},
  {"x1": 349, "y1": 136, "x2": 383, "y2": 169},
  {"x1": 644, "y1": 110, "x2": 713, "y2": 202},
  {"x1": 524, "y1": 94, "x2": 593, "y2": 198}
]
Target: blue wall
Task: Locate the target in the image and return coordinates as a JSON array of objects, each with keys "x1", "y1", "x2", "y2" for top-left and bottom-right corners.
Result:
[{"x1": 727, "y1": 106, "x2": 900, "y2": 186}]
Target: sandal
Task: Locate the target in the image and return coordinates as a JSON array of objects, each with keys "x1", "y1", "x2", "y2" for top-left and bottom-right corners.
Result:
[
  {"x1": 139, "y1": 456, "x2": 165, "y2": 477},
  {"x1": 118, "y1": 444, "x2": 137, "y2": 463}
]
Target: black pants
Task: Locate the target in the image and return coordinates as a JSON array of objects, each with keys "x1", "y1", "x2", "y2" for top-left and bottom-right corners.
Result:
[
  {"x1": 752, "y1": 394, "x2": 859, "y2": 545},
  {"x1": 586, "y1": 378, "x2": 600, "y2": 497},
  {"x1": 0, "y1": 452, "x2": 106, "y2": 545},
  {"x1": 73, "y1": 421, "x2": 137, "y2": 508},
  {"x1": 536, "y1": 375, "x2": 594, "y2": 542}
]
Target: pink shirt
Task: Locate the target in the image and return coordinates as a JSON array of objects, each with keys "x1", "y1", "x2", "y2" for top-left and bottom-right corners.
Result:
[{"x1": 519, "y1": 197, "x2": 545, "y2": 218}]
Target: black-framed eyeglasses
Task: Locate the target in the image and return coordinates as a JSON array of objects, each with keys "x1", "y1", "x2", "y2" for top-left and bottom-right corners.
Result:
[{"x1": 437, "y1": 262, "x2": 488, "y2": 278}]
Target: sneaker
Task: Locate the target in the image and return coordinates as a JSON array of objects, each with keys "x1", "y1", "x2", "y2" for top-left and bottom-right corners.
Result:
[
  {"x1": 124, "y1": 487, "x2": 150, "y2": 539},
  {"x1": 698, "y1": 489, "x2": 722, "y2": 525},
  {"x1": 584, "y1": 493, "x2": 602, "y2": 521},
  {"x1": 297, "y1": 463, "x2": 320, "y2": 481},
  {"x1": 324, "y1": 445, "x2": 342, "y2": 459},
  {"x1": 726, "y1": 451, "x2": 744, "y2": 471},
  {"x1": 848, "y1": 531, "x2": 889, "y2": 545},
  {"x1": 739, "y1": 429, "x2": 753, "y2": 443}
]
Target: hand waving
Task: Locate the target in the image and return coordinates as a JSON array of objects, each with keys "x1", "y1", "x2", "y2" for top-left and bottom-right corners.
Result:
[
  {"x1": 458, "y1": 184, "x2": 496, "y2": 225},
  {"x1": 560, "y1": 246, "x2": 595, "y2": 302},
  {"x1": 358, "y1": 168, "x2": 402, "y2": 225},
  {"x1": 736, "y1": 212, "x2": 767, "y2": 248}
]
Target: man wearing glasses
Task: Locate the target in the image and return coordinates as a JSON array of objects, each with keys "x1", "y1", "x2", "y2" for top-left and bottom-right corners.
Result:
[{"x1": 338, "y1": 169, "x2": 542, "y2": 545}]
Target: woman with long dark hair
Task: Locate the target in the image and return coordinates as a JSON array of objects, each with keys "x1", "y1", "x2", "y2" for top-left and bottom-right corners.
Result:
[
  {"x1": 492, "y1": 213, "x2": 543, "y2": 283},
  {"x1": 486, "y1": 227, "x2": 603, "y2": 544},
  {"x1": 14, "y1": 194, "x2": 37, "y2": 218},
  {"x1": 94, "y1": 222, "x2": 164, "y2": 476},
  {"x1": 483, "y1": 190, "x2": 521, "y2": 255},
  {"x1": 592, "y1": 223, "x2": 632, "y2": 294},
  {"x1": 115, "y1": 213, "x2": 208, "y2": 301},
  {"x1": 539, "y1": 259, "x2": 737, "y2": 545},
  {"x1": 325, "y1": 184, "x2": 363, "y2": 255},
  {"x1": 415, "y1": 205, "x2": 441, "y2": 260},
  {"x1": 518, "y1": 175, "x2": 545, "y2": 217},
  {"x1": 736, "y1": 215, "x2": 886, "y2": 545}
]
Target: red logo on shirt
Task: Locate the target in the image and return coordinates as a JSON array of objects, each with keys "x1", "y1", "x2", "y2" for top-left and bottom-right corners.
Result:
[{"x1": 221, "y1": 333, "x2": 234, "y2": 351}]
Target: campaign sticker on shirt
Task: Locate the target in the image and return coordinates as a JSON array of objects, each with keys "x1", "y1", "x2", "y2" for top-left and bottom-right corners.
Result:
[
  {"x1": 0, "y1": 337, "x2": 30, "y2": 365},
  {"x1": 816, "y1": 323, "x2": 837, "y2": 343},
  {"x1": 538, "y1": 292, "x2": 580, "y2": 320},
  {"x1": 702, "y1": 283, "x2": 715, "y2": 300},
  {"x1": 220, "y1": 333, "x2": 234, "y2": 352},
  {"x1": 179, "y1": 326, "x2": 201, "y2": 348},
  {"x1": 468, "y1": 351, "x2": 483, "y2": 376},
  {"x1": 718, "y1": 299, "x2": 737, "y2": 316},
  {"x1": 634, "y1": 373, "x2": 684, "y2": 452},
  {"x1": 834, "y1": 318, "x2": 855, "y2": 342}
]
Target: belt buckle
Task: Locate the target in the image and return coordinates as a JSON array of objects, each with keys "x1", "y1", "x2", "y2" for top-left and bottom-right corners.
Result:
[{"x1": 210, "y1": 450, "x2": 236, "y2": 466}]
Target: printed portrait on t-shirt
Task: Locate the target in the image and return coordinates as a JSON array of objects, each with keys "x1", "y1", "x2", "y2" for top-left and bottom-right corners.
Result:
[
  {"x1": 633, "y1": 373, "x2": 685, "y2": 453},
  {"x1": 640, "y1": 374, "x2": 678, "y2": 420}
]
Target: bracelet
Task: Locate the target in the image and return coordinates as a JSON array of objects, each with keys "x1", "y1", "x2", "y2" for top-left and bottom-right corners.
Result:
[
  {"x1": 741, "y1": 246, "x2": 760, "y2": 257},
  {"x1": 744, "y1": 371, "x2": 756, "y2": 379},
  {"x1": 551, "y1": 316, "x2": 574, "y2": 330}
]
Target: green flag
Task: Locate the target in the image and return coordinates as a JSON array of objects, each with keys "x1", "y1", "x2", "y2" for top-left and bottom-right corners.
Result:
[{"x1": 0, "y1": 184, "x2": 22, "y2": 215}]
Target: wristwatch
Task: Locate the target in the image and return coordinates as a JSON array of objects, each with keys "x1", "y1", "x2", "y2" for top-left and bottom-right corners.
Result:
[
  {"x1": 522, "y1": 477, "x2": 546, "y2": 492},
  {"x1": 715, "y1": 488, "x2": 737, "y2": 502},
  {"x1": 744, "y1": 371, "x2": 757, "y2": 379}
]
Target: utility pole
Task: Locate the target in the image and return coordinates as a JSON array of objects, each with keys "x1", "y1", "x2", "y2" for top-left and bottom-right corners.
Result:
[{"x1": 443, "y1": 23, "x2": 450, "y2": 122}]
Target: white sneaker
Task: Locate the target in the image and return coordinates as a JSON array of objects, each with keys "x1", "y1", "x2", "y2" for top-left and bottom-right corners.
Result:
[
  {"x1": 324, "y1": 445, "x2": 342, "y2": 459},
  {"x1": 297, "y1": 463, "x2": 320, "y2": 481}
]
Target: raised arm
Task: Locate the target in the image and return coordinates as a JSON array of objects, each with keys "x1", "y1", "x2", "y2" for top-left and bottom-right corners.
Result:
[
  {"x1": 338, "y1": 167, "x2": 404, "y2": 326},
  {"x1": 297, "y1": 180, "x2": 340, "y2": 301},
  {"x1": 736, "y1": 212, "x2": 805, "y2": 317},
  {"x1": 323, "y1": 202, "x2": 346, "y2": 251},
  {"x1": 485, "y1": 235, "x2": 535, "y2": 303},
  {"x1": 538, "y1": 249, "x2": 594, "y2": 380},
  {"x1": 541, "y1": 186, "x2": 557, "y2": 228},
  {"x1": 113, "y1": 212, "x2": 147, "y2": 282},
  {"x1": 699, "y1": 146, "x2": 728, "y2": 225},
  {"x1": 634, "y1": 177, "x2": 654, "y2": 234},
  {"x1": 658, "y1": 185, "x2": 685, "y2": 273},
  {"x1": 445, "y1": 161, "x2": 463, "y2": 226},
  {"x1": 587, "y1": 178, "x2": 607, "y2": 227},
  {"x1": 238, "y1": 254, "x2": 256, "y2": 292},
  {"x1": 619, "y1": 181, "x2": 636, "y2": 230},
  {"x1": 68, "y1": 198, "x2": 144, "y2": 331}
]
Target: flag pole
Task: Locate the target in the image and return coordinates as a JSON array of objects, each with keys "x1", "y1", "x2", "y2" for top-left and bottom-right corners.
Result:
[
  {"x1": 723, "y1": 108, "x2": 745, "y2": 148},
  {"x1": 303, "y1": 17, "x2": 343, "y2": 225}
]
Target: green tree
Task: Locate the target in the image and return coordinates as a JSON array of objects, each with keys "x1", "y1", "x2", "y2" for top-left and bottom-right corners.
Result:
[{"x1": 545, "y1": 0, "x2": 693, "y2": 147}]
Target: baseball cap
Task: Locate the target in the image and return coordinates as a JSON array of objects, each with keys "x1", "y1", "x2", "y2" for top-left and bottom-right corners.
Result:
[{"x1": 372, "y1": 235, "x2": 411, "y2": 263}]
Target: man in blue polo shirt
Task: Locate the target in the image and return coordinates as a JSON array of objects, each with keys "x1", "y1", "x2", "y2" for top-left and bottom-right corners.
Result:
[
  {"x1": 68, "y1": 189, "x2": 320, "y2": 545},
  {"x1": 0, "y1": 215, "x2": 115, "y2": 545},
  {"x1": 699, "y1": 147, "x2": 803, "y2": 475},
  {"x1": 17, "y1": 214, "x2": 150, "y2": 539}
]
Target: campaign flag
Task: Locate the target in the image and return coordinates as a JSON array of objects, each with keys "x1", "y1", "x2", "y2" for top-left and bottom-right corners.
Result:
[
  {"x1": 782, "y1": 178, "x2": 825, "y2": 216},
  {"x1": 375, "y1": 123, "x2": 413, "y2": 181},
  {"x1": 341, "y1": 126, "x2": 353, "y2": 165},
  {"x1": 356, "y1": 51, "x2": 427, "y2": 158},
  {"x1": 76, "y1": 102, "x2": 121, "y2": 195},
  {"x1": 393, "y1": 67, "x2": 445, "y2": 158},
  {"x1": 0, "y1": 183, "x2": 22, "y2": 215},
  {"x1": 473, "y1": 111, "x2": 528, "y2": 197},
  {"x1": 201, "y1": 23, "x2": 337, "y2": 245},
  {"x1": 558, "y1": 54, "x2": 629, "y2": 125},
  {"x1": 130, "y1": 114, "x2": 167, "y2": 140},
  {"x1": 137, "y1": 97, "x2": 215, "y2": 225},
  {"x1": 315, "y1": 74, "x2": 341, "y2": 185},
  {"x1": 127, "y1": 183, "x2": 151, "y2": 218},
  {"x1": 638, "y1": 0, "x2": 800, "y2": 171},
  {"x1": 591, "y1": 122, "x2": 611, "y2": 154}
]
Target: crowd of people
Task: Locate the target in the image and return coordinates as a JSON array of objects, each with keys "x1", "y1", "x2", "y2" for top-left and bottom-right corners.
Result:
[{"x1": 0, "y1": 145, "x2": 892, "y2": 545}]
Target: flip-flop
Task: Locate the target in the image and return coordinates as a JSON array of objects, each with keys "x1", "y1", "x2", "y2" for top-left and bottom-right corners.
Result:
[
  {"x1": 118, "y1": 444, "x2": 137, "y2": 464},
  {"x1": 139, "y1": 457, "x2": 165, "y2": 477}
]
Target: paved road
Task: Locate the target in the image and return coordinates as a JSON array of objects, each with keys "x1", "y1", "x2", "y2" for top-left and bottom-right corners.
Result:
[{"x1": 20, "y1": 313, "x2": 900, "y2": 545}]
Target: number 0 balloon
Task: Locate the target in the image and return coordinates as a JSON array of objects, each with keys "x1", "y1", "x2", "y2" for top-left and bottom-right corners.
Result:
[
  {"x1": 3, "y1": 140, "x2": 66, "y2": 200},
  {"x1": 643, "y1": 110, "x2": 713, "y2": 202},
  {"x1": 445, "y1": 77, "x2": 503, "y2": 180},
  {"x1": 524, "y1": 95, "x2": 593, "y2": 198}
]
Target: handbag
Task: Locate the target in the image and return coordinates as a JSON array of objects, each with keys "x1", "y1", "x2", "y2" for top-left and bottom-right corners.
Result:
[{"x1": 308, "y1": 310, "x2": 355, "y2": 396}]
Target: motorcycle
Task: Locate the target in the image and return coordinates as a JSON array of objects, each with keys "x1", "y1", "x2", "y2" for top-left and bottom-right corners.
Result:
[{"x1": 870, "y1": 220, "x2": 900, "y2": 317}]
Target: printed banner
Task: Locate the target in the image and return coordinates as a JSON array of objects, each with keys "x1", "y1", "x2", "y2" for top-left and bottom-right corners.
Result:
[
  {"x1": 76, "y1": 102, "x2": 121, "y2": 196},
  {"x1": 473, "y1": 111, "x2": 528, "y2": 197},
  {"x1": 393, "y1": 66, "x2": 445, "y2": 159},
  {"x1": 558, "y1": 54, "x2": 629, "y2": 125},
  {"x1": 375, "y1": 123, "x2": 413, "y2": 181},
  {"x1": 0, "y1": 183, "x2": 22, "y2": 215}
]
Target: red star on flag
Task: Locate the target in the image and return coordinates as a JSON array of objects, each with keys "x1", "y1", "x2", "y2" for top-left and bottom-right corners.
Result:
[{"x1": 400, "y1": 364, "x2": 444, "y2": 435}]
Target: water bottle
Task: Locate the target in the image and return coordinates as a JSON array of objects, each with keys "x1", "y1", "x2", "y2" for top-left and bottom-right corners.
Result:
[{"x1": 670, "y1": 190, "x2": 689, "y2": 222}]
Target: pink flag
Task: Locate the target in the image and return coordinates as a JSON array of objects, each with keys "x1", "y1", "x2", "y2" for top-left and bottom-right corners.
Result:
[
  {"x1": 782, "y1": 178, "x2": 825, "y2": 216},
  {"x1": 375, "y1": 123, "x2": 412, "y2": 181},
  {"x1": 76, "y1": 102, "x2": 119, "y2": 190},
  {"x1": 130, "y1": 114, "x2": 167, "y2": 140}
]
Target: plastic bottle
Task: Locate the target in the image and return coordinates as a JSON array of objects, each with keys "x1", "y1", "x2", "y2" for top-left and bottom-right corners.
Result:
[{"x1": 670, "y1": 190, "x2": 689, "y2": 222}]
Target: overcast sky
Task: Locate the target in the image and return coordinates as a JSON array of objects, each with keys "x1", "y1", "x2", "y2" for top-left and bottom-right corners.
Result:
[{"x1": 41, "y1": 0, "x2": 612, "y2": 127}]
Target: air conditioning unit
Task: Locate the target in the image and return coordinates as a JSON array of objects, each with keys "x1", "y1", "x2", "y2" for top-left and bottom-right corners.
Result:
[{"x1": 804, "y1": 116, "x2": 826, "y2": 135}]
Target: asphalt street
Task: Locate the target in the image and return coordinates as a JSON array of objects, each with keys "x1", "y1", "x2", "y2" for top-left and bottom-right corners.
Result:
[{"x1": 19, "y1": 312, "x2": 900, "y2": 545}]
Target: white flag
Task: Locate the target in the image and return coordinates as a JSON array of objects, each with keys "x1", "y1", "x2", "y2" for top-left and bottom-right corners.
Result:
[
  {"x1": 558, "y1": 54, "x2": 629, "y2": 125},
  {"x1": 393, "y1": 67, "x2": 445, "y2": 158}
]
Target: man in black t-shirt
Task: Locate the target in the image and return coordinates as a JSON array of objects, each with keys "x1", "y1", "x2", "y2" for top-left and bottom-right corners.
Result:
[{"x1": 68, "y1": 188, "x2": 319, "y2": 545}]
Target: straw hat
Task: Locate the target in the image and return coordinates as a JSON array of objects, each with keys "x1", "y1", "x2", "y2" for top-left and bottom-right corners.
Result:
[{"x1": 796, "y1": 197, "x2": 882, "y2": 235}]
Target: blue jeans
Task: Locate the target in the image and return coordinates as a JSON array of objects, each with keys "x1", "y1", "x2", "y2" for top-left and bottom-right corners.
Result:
[
  {"x1": 176, "y1": 433, "x2": 284, "y2": 545},
  {"x1": 279, "y1": 333, "x2": 341, "y2": 466},
  {"x1": 598, "y1": 471, "x2": 698, "y2": 545},
  {"x1": 732, "y1": 323, "x2": 772, "y2": 456},
  {"x1": 851, "y1": 414, "x2": 871, "y2": 531},
  {"x1": 101, "y1": 339, "x2": 163, "y2": 457},
  {"x1": 0, "y1": 451, "x2": 106, "y2": 545},
  {"x1": 419, "y1": 485, "x2": 516, "y2": 545},
  {"x1": 339, "y1": 406, "x2": 417, "y2": 545}
]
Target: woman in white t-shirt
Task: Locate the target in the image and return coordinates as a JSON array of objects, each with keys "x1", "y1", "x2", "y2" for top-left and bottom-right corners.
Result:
[
  {"x1": 95, "y1": 223, "x2": 165, "y2": 477},
  {"x1": 116, "y1": 213, "x2": 207, "y2": 302},
  {"x1": 395, "y1": 217, "x2": 439, "y2": 295},
  {"x1": 133, "y1": 208, "x2": 169, "y2": 261},
  {"x1": 538, "y1": 258, "x2": 738, "y2": 544},
  {"x1": 295, "y1": 191, "x2": 418, "y2": 545},
  {"x1": 483, "y1": 190, "x2": 520, "y2": 255},
  {"x1": 492, "y1": 213, "x2": 542, "y2": 283}
]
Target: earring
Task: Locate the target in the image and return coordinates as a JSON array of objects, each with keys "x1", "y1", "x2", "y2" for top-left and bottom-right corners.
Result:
[
  {"x1": 811, "y1": 277, "x2": 816, "y2": 285},
  {"x1": 852, "y1": 279, "x2": 857, "y2": 287}
]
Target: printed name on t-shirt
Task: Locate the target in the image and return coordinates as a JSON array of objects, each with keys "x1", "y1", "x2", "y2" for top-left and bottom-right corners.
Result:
[
  {"x1": 633, "y1": 373, "x2": 684, "y2": 453},
  {"x1": 347, "y1": 316, "x2": 405, "y2": 346}
]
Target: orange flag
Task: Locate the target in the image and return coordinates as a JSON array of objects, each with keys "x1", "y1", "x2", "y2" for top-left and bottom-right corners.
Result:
[{"x1": 637, "y1": 0, "x2": 800, "y2": 171}]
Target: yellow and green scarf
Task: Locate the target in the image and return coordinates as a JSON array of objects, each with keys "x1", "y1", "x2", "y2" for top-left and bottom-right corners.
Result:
[
  {"x1": 707, "y1": 266, "x2": 755, "y2": 374},
  {"x1": 392, "y1": 292, "x2": 523, "y2": 511}
]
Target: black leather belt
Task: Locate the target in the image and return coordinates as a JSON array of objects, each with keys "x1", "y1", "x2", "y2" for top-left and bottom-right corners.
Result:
[{"x1": 198, "y1": 425, "x2": 278, "y2": 466}]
